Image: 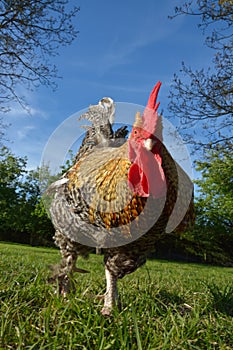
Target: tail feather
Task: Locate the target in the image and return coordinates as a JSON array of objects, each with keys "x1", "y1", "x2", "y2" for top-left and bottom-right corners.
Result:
[{"x1": 76, "y1": 98, "x2": 128, "y2": 160}]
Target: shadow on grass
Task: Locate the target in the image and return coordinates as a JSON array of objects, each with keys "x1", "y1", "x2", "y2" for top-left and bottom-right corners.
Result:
[
  {"x1": 208, "y1": 284, "x2": 233, "y2": 316},
  {"x1": 155, "y1": 289, "x2": 184, "y2": 305}
]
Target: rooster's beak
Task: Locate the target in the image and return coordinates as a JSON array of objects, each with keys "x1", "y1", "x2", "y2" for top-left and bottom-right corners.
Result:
[{"x1": 144, "y1": 138, "x2": 156, "y2": 151}]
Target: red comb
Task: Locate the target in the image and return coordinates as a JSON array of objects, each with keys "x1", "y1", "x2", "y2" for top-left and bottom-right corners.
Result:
[
  {"x1": 146, "y1": 81, "x2": 162, "y2": 111},
  {"x1": 142, "y1": 81, "x2": 162, "y2": 135}
]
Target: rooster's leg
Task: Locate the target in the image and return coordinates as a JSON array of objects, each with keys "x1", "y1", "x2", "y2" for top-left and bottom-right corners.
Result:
[
  {"x1": 51, "y1": 231, "x2": 79, "y2": 296},
  {"x1": 101, "y1": 268, "x2": 118, "y2": 316}
]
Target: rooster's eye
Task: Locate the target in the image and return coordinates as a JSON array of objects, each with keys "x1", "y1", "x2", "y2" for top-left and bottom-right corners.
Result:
[{"x1": 134, "y1": 130, "x2": 138, "y2": 135}]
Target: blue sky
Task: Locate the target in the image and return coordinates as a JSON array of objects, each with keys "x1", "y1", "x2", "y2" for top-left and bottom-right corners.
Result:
[{"x1": 4, "y1": 0, "x2": 213, "y2": 174}]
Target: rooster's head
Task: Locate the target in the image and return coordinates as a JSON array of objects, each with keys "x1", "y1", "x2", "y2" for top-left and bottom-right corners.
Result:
[{"x1": 128, "y1": 81, "x2": 166, "y2": 198}]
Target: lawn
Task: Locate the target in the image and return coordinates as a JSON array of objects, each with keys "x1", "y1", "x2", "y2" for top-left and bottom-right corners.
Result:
[{"x1": 0, "y1": 242, "x2": 232, "y2": 349}]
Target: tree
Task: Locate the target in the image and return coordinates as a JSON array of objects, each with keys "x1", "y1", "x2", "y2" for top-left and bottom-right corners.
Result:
[
  {"x1": 195, "y1": 142, "x2": 233, "y2": 235},
  {"x1": 0, "y1": 146, "x2": 27, "y2": 236},
  {"x1": 0, "y1": 146, "x2": 54, "y2": 245},
  {"x1": 0, "y1": 0, "x2": 80, "y2": 112},
  {"x1": 169, "y1": 0, "x2": 233, "y2": 151},
  {"x1": 0, "y1": 116, "x2": 8, "y2": 146},
  {"x1": 176, "y1": 142, "x2": 233, "y2": 265},
  {"x1": 191, "y1": 142, "x2": 233, "y2": 263}
]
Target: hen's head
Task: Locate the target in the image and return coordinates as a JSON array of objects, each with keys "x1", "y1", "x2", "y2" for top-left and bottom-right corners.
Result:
[{"x1": 128, "y1": 82, "x2": 166, "y2": 198}]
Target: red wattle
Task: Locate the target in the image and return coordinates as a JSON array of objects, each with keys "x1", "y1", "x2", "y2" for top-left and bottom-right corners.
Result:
[
  {"x1": 128, "y1": 163, "x2": 149, "y2": 197},
  {"x1": 128, "y1": 141, "x2": 166, "y2": 198}
]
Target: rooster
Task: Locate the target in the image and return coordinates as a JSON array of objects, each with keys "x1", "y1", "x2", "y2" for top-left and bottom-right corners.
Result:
[{"x1": 48, "y1": 82, "x2": 194, "y2": 315}]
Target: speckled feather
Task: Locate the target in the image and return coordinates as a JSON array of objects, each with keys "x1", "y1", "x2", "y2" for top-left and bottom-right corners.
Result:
[
  {"x1": 48, "y1": 88, "x2": 194, "y2": 313},
  {"x1": 50, "y1": 128, "x2": 194, "y2": 255}
]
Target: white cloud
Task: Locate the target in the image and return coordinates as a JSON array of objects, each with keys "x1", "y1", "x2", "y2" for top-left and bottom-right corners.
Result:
[
  {"x1": 17, "y1": 125, "x2": 36, "y2": 140},
  {"x1": 0, "y1": 85, "x2": 49, "y2": 121},
  {"x1": 5, "y1": 105, "x2": 48, "y2": 120}
]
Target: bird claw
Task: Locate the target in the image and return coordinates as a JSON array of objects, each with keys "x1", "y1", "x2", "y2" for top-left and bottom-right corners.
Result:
[
  {"x1": 95, "y1": 294, "x2": 106, "y2": 300},
  {"x1": 101, "y1": 307, "x2": 113, "y2": 317},
  {"x1": 101, "y1": 301, "x2": 121, "y2": 316},
  {"x1": 48, "y1": 271, "x2": 75, "y2": 297},
  {"x1": 73, "y1": 267, "x2": 90, "y2": 274}
]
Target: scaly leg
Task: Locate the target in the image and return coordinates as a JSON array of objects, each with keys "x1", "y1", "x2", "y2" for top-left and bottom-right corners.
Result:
[
  {"x1": 101, "y1": 268, "x2": 118, "y2": 316},
  {"x1": 51, "y1": 231, "x2": 88, "y2": 296}
]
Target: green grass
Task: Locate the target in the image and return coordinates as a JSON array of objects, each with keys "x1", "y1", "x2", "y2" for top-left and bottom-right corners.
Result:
[{"x1": 0, "y1": 242, "x2": 232, "y2": 350}]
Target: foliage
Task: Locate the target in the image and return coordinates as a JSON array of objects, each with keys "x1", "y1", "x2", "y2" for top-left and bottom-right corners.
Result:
[
  {"x1": 169, "y1": 0, "x2": 233, "y2": 150},
  {"x1": 178, "y1": 142, "x2": 233, "y2": 264},
  {"x1": 0, "y1": 116, "x2": 8, "y2": 146},
  {"x1": 0, "y1": 146, "x2": 27, "y2": 234},
  {"x1": 0, "y1": 146, "x2": 54, "y2": 245},
  {"x1": 193, "y1": 143, "x2": 233, "y2": 259},
  {"x1": 0, "y1": 0, "x2": 80, "y2": 112},
  {"x1": 0, "y1": 243, "x2": 233, "y2": 349},
  {"x1": 195, "y1": 143, "x2": 233, "y2": 234},
  {"x1": 59, "y1": 149, "x2": 76, "y2": 174}
]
